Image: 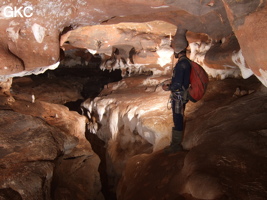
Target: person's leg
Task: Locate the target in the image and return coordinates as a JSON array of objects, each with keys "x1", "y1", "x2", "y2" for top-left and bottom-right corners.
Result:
[
  {"x1": 173, "y1": 113, "x2": 183, "y2": 131},
  {"x1": 167, "y1": 100, "x2": 183, "y2": 152},
  {"x1": 172, "y1": 100, "x2": 184, "y2": 131}
]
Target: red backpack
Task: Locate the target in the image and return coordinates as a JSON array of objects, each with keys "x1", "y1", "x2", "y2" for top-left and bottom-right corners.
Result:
[{"x1": 188, "y1": 60, "x2": 209, "y2": 102}]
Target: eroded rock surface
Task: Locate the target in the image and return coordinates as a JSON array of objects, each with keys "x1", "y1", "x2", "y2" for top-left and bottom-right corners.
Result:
[
  {"x1": 1, "y1": 0, "x2": 267, "y2": 86},
  {"x1": 0, "y1": 111, "x2": 62, "y2": 200},
  {"x1": 116, "y1": 76, "x2": 267, "y2": 200},
  {"x1": 0, "y1": 74, "x2": 103, "y2": 200},
  {"x1": 1, "y1": 1, "x2": 267, "y2": 199}
]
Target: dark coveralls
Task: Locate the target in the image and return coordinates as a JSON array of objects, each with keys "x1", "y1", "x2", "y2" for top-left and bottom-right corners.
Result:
[{"x1": 169, "y1": 56, "x2": 191, "y2": 131}]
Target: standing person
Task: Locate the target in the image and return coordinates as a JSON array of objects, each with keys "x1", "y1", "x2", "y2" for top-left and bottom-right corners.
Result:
[{"x1": 162, "y1": 49, "x2": 191, "y2": 152}]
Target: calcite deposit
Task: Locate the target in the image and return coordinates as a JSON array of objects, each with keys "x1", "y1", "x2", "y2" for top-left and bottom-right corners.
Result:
[
  {"x1": 116, "y1": 76, "x2": 267, "y2": 200},
  {"x1": 1, "y1": 0, "x2": 267, "y2": 200},
  {"x1": 0, "y1": 0, "x2": 267, "y2": 85}
]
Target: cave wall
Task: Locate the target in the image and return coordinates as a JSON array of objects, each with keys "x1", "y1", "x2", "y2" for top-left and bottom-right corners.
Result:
[
  {"x1": 0, "y1": 0, "x2": 267, "y2": 86},
  {"x1": 0, "y1": 76, "x2": 104, "y2": 200},
  {"x1": 1, "y1": 1, "x2": 267, "y2": 199},
  {"x1": 222, "y1": 0, "x2": 267, "y2": 85}
]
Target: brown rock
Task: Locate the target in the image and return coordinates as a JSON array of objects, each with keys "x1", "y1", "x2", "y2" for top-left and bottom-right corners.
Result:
[
  {"x1": 0, "y1": 96, "x2": 103, "y2": 199},
  {"x1": 0, "y1": 110, "x2": 68, "y2": 199},
  {"x1": 117, "y1": 76, "x2": 267, "y2": 200}
]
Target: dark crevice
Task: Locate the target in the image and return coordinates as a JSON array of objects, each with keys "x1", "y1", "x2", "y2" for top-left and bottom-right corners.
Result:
[
  {"x1": 101, "y1": 16, "x2": 117, "y2": 24},
  {"x1": 31, "y1": 50, "x2": 122, "y2": 200},
  {"x1": 58, "y1": 63, "x2": 121, "y2": 200},
  {"x1": 85, "y1": 130, "x2": 117, "y2": 200},
  {"x1": 0, "y1": 188, "x2": 22, "y2": 200}
]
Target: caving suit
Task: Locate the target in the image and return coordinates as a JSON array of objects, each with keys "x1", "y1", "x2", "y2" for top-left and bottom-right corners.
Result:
[{"x1": 169, "y1": 56, "x2": 191, "y2": 131}]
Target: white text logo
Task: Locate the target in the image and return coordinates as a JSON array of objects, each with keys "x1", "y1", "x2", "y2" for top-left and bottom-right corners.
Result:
[{"x1": 4, "y1": 6, "x2": 33, "y2": 18}]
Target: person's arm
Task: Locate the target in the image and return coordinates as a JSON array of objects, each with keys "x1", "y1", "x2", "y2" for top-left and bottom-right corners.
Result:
[{"x1": 169, "y1": 63, "x2": 184, "y2": 91}]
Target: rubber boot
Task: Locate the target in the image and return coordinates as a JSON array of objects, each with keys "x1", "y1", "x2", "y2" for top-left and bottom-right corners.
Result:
[{"x1": 165, "y1": 128, "x2": 183, "y2": 153}]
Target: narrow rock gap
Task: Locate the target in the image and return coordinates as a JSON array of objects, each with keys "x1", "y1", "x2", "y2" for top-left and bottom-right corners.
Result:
[
  {"x1": 9, "y1": 49, "x2": 123, "y2": 199},
  {"x1": 57, "y1": 64, "x2": 121, "y2": 200},
  {"x1": 64, "y1": 100, "x2": 118, "y2": 200},
  {"x1": 85, "y1": 130, "x2": 117, "y2": 200}
]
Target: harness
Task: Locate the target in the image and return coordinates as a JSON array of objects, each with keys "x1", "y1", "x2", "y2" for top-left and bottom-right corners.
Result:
[{"x1": 169, "y1": 89, "x2": 189, "y2": 114}]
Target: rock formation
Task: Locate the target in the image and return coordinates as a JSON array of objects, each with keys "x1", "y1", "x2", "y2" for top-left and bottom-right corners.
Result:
[
  {"x1": 116, "y1": 76, "x2": 267, "y2": 200},
  {"x1": 1, "y1": 0, "x2": 267, "y2": 200},
  {"x1": 0, "y1": 76, "x2": 104, "y2": 200},
  {"x1": 0, "y1": 0, "x2": 267, "y2": 84}
]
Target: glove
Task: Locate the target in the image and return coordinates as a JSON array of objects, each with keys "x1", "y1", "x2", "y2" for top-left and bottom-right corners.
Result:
[{"x1": 162, "y1": 84, "x2": 170, "y2": 91}]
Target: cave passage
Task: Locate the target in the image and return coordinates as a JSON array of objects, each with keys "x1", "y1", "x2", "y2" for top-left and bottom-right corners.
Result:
[{"x1": 54, "y1": 59, "x2": 121, "y2": 200}]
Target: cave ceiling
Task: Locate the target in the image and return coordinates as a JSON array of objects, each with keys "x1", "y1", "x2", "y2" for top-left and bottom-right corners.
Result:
[{"x1": 0, "y1": 0, "x2": 267, "y2": 86}]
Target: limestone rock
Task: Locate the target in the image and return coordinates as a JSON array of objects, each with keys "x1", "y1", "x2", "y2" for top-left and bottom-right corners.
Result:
[
  {"x1": 0, "y1": 110, "x2": 68, "y2": 199},
  {"x1": 117, "y1": 76, "x2": 267, "y2": 200},
  {"x1": 0, "y1": 90, "x2": 103, "y2": 199}
]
